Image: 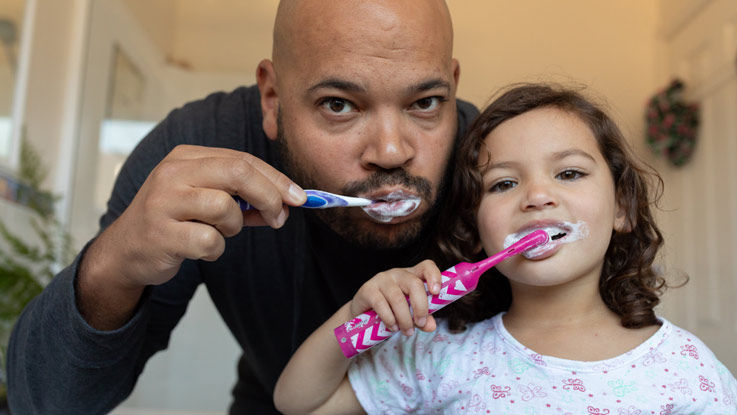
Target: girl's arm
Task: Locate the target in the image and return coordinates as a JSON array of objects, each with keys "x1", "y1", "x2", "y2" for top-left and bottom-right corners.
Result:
[{"x1": 274, "y1": 260, "x2": 443, "y2": 415}]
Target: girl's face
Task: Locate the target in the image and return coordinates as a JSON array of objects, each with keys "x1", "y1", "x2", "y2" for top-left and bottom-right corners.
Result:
[{"x1": 477, "y1": 107, "x2": 626, "y2": 288}]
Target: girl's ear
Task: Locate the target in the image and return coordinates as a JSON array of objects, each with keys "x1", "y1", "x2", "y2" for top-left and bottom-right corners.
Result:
[
  {"x1": 472, "y1": 241, "x2": 485, "y2": 255},
  {"x1": 613, "y1": 200, "x2": 631, "y2": 233}
]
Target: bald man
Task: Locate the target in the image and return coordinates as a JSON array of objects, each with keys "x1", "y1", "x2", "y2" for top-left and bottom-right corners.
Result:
[{"x1": 7, "y1": 1, "x2": 478, "y2": 413}]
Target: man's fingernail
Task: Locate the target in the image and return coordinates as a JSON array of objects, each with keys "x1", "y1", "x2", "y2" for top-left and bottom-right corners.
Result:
[
  {"x1": 404, "y1": 328, "x2": 415, "y2": 337},
  {"x1": 274, "y1": 210, "x2": 287, "y2": 228},
  {"x1": 288, "y1": 184, "x2": 305, "y2": 203},
  {"x1": 417, "y1": 316, "x2": 426, "y2": 327},
  {"x1": 433, "y1": 284, "x2": 441, "y2": 293},
  {"x1": 390, "y1": 325, "x2": 399, "y2": 332}
]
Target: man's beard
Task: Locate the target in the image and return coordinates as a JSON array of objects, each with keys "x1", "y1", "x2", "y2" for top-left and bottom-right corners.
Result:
[{"x1": 274, "y1": 112, "x2": 446, "y2": 249}]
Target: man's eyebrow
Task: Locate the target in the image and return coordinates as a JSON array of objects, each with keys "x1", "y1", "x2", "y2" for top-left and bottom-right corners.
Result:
[
  {"x1": 307, "y1": 79, "x2": 366, "y2": 94},
  {"x1": 408, "y1": 79, "x2": 451, "y2": 95}
]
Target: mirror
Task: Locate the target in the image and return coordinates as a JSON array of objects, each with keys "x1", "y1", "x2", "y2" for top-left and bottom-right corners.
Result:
[
  {"x1": 95, "y1": 45, "x2": 154, "y2": 214},
  {"x1": 0, "y1": 0, "x2": 24, "y2": 162}
]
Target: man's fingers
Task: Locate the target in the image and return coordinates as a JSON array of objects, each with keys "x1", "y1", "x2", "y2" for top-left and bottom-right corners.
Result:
[
  {"x1": 152, "y1": 155, "x2": 303, "y2": 229},
  {"x1": 167, "y1": 144, "x2": 306, "y2": 205},
  {"x1": 164, "y1": 187, "x2": 244, "y2": 237},
  {"x1": 170, "y1": 221, "x2": 227, "y2": 263}
]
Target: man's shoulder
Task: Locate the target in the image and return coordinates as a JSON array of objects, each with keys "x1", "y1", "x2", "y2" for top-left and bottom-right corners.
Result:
[
  {"x1": 157, "y1": 84, "x2": 265, "y2": 149},
  {"x1": 176, "y1": 84, "x2": 260, "y2": 120},
  {"x1": 455, "y1": 97, "x2": 480, "y2": 139}
]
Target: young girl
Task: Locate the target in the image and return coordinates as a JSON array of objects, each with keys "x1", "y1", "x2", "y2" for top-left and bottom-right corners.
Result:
[{"x1": 273, "y1": 84, "x2": 737, "y2": 414}]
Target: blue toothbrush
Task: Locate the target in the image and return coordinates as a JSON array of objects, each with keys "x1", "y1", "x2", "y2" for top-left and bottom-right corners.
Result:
[{"x1": 235, "y1": 189, "x2": 373, "y2": 210}]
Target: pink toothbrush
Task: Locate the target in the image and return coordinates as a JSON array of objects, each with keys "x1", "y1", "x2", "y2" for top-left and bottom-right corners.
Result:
[{"x1": 333, "y1": 229, "x2": 551, "y2": 358}]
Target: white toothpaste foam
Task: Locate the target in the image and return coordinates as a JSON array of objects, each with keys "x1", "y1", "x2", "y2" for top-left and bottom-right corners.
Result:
[
  {"x1": 361, "y1": 191, "x2": 422, "y2": 223},
  {"x1": 503, "y1": 221, "x2": 589, "y2": 259}
]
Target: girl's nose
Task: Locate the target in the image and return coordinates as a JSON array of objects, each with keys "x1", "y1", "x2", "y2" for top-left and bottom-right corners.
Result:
[
  {"x1": 521, "y1": 181, "x2": 557, "y2": 211},
  {"x1": 360, "y1": 112, "x2": 415, "y2": 170}
]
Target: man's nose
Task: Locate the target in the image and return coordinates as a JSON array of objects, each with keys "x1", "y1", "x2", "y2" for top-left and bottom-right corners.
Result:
[
  {"x1": 521, "y1": 180, "x2": 558, "y2": 211},
  {"x1": 360, "y1": 112, "x2": 415, "y2": 170}
]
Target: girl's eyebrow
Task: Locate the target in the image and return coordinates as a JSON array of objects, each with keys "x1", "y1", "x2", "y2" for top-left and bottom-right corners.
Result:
[
  {"x1": 483, "y1": 148, "x2": 597, "y2": 172},
  {"x1": 551, "y1": 148, "x2": 597, "y2": 163}
]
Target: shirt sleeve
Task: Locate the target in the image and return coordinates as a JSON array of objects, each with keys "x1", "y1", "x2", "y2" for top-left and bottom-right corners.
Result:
[{"x1": 6, "y1": 102, "x2": 206, "y2": 414}]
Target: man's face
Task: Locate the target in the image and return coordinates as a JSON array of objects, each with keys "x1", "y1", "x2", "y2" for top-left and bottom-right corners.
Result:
[{"x1": 263, "y1": 1, "x2": 460, "y2": 248}]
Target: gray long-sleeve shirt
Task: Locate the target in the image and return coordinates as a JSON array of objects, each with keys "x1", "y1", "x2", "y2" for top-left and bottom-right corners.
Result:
[{"x1": 7, "y1": 85, "x2": 478, "y2": 414}]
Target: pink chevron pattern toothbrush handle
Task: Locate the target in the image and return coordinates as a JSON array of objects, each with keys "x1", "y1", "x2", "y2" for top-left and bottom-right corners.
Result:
[
  {"x1": 334, "y1": 264, "x2": 475, "y2": 358},
  {"x1": 332, "y1": 230, "x2": 550, "y2": 358}
]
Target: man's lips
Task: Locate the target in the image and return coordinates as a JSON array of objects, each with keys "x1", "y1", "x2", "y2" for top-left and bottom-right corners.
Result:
[{"x1": 359, "y1": 189, "x2": 423, "y2": 223}]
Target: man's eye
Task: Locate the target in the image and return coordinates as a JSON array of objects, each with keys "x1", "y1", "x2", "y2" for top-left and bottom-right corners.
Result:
[
  {"x1": 556, "y1": 169, "x2": 586, "y2": 181},
  {"x1": 411, "y1": 96, "x2": 443, "y2": 111},
  {"x1": 489, "y1": 180, "x2": 517, "y2": 193},
  {"x1": 320, "y1": 98, "x2": 355, "y2": 114}
]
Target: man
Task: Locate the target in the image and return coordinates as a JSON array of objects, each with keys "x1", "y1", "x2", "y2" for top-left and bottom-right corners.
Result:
[{"x1": 7, "y1": 0, "x2": 478, "y2": 413}]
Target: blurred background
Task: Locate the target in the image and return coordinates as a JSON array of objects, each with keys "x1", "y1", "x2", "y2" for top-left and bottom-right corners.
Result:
[{"x1": 0, "y1": 0, "x2": 735, "y2": 413}]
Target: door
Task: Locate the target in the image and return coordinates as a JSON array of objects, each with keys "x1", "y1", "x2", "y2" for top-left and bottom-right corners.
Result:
[{"x1": 656, "y1": 0, "x2": 737, "y2": 374}]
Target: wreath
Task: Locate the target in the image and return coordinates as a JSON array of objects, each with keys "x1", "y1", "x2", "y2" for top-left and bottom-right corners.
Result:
[{"x1": 645, "y1": 79, "x2": 699, "y2": 167}]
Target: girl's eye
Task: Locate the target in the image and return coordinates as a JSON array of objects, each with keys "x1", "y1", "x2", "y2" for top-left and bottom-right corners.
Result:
[
  {"x1": 410, "y1": 96, "x2": 444, "y2": 112},
  {"x1": 489, "y1": 179, "x2": 517, "y2": 193},
  {"x1": 556, "y1": 169, "x2": 586, "y2": 181},
  {"x1": 319, "y1": 98, "x2": 356, "y2": 114}
]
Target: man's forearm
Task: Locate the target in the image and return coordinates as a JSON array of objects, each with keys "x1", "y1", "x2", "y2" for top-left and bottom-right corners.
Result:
[{"x1": 76, "y1": 229, "x2": 146, "y2": 331}]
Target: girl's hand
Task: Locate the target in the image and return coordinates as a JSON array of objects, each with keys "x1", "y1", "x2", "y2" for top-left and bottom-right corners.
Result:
[{"x1": 350, "y1": 259, "x2": 443, "y2": 337}]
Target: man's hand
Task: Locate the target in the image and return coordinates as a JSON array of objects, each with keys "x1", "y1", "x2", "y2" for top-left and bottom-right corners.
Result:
[
  {"x1": 77, "y1": 145, "x2": 306, "y2": 329},
  {"x1": 349, "y1": 259, "x2": 444, "y2": 337}
]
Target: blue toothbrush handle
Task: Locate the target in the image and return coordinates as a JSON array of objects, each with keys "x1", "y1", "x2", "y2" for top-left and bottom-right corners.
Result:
[
  {"x1": 233, "y1": 190, "x2": 364, "y2": 210},
  {"x1": 233, "y1": 195, "x2": 327, "y2": 210}
]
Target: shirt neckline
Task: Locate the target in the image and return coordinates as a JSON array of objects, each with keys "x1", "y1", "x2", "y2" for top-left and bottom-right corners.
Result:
[{"x1": 491, "y1": 312, "x2": 671, "y2": 372}]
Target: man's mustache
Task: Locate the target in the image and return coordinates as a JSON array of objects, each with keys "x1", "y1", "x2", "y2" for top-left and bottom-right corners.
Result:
[{"x1": 342, "y1": 169, "x2": 432, "y2": 201}]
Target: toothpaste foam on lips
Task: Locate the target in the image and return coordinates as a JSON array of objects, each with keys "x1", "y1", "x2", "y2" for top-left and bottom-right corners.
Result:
[
  {"x1": 503, "y1": 221, "x2": 589, "y2": 259},
  {"x1": 362, "y1": 190, "x2": 422, "y2": 223}
]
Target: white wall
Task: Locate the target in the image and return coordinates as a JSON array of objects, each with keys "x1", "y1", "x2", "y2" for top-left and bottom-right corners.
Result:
[
  {"x1": 450, "y1": 0, "x2": 660, "y2": 156},
  {"x1": 67, "y1": 1, "x2": 244, "y2": 412},
  {"x1": 21, "y1": 0, "x2": 736, "y2": 413}
]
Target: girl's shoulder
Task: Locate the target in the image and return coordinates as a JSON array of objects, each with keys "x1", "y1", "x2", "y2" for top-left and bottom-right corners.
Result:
[{"x1": 657, "y1": 317, "x2": 736, "y2": 378}]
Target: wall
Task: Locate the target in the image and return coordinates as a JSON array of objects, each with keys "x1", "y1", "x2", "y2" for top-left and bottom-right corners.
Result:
[
  {"x1": 651, "y1": 0, "x2": 737, "y2": 373},
  {"x1": 450, "y1": 0, "x2": 660, "y2": 155},
  {"x1": 12, "y1": 1, "x2": 693, "y2": 413}
]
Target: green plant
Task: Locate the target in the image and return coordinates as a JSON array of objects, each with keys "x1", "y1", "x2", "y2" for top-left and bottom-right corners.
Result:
[{"x1": 0, "y1": 138, "x2": 74, "y2": 407}]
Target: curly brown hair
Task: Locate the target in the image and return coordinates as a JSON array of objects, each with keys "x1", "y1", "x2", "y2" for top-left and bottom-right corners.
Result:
[{"x1": 434, "y1": 83, "x2": 670, "y2": 331}]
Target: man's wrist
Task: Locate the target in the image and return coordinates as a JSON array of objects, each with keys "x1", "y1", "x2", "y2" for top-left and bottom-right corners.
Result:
[{"x1": 75, "y1": 237, "x2": 146, "y2": 331}]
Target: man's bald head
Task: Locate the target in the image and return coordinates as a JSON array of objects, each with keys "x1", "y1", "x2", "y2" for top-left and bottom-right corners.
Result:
[
  {"x1": 272, "y1": 0, "x2": 454, "y2": 74},
  {"x1": 256, "y1": 0, "x2": 461, "y2": 248}
]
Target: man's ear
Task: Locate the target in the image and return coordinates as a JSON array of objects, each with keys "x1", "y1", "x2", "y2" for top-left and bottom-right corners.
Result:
[
  {"x1": 257, "y1": 59, "x2": 279, "y2": 140},
  {"x1": 451, "y1": 58, "x2": 460, "y2": 87}
]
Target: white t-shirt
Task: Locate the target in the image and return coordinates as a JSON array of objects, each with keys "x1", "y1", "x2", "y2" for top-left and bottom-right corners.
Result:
[{"x1": 348, "y1": 313, "x2": 737, "y2": 414}]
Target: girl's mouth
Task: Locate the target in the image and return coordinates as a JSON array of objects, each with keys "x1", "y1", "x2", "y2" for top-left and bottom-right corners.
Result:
[
  {"x1": 361, "y1": 190, "x2": 422, "y2": 223},
  {"x1": 503, "y1": 221, "x2": 589, "y2": 259}
]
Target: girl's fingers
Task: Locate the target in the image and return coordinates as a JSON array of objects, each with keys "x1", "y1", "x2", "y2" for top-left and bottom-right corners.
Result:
[
  {"x1": 398, "y1": 270, "x2": 430, "y2": 330},
  {"x1": 352, "y1": 260, "x2": 444, "y2": 338},
  {"x1": 412, "y1": 259, "x2": 443, "y2": 295},
  {"x1": 382, "y1": 281, "x2": 416, "y2": 336},
  {"x1": 419, "y1": 315, "x2": 437, "y2": 332},
  {"x1": 369, "y1": 296, "x2": 399, "y2": 333}
]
